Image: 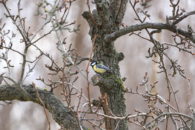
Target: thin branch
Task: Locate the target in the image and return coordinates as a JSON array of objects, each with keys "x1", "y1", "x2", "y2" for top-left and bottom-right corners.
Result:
[
  {"x1": 144, "y1": 112, "x2": 193, "y2": 128},
  {"x1": 104, "y1": 22, "x2": 195, "y2": 43},
  {"x1": 172, "y1": 10, "x2": 195, "y2": 25},
  {"x1": 32, "y1": 84, "x2": 51, "y2": 130}
]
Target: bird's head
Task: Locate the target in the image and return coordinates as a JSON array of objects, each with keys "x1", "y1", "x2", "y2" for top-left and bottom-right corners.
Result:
[{"x1": 90, "y1": 61, "x2": 97, "y2": 67}]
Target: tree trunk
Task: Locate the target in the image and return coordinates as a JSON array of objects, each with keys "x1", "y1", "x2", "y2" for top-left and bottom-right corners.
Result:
[{"x1": 83, "y1": 0, "x2": 128, "y2": 129}]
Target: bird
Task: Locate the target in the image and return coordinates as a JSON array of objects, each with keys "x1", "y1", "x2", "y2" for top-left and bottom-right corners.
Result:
[{"x1": 90, "y1": 61, "x2": 111, "y2": 74}]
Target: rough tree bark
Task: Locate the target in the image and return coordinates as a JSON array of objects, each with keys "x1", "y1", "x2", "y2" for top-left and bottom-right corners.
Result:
[
  {"x1": 0, "y1": 85, "x2": 80, "y2": 130},
  {"x1": 83, "y1": 0, "x2": 128, "y2": 129}
]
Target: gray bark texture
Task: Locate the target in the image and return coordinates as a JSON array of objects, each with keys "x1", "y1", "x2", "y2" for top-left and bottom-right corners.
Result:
[
  {"x1": 0, "y1": 85, "x2": 80, "y2": 130},
  {"x1": 83, "y1": 0, "x2": 128, "y2": 129}
]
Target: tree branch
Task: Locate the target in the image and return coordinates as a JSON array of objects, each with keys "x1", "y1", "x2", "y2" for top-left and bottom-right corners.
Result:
[
  {"x1": 105, "y1": 22, "x2": 195, "y2": 43},
  {"x1": 109, "y1": 0, "x2": 127, "y2": 24},
  {"x1": 172, "y1": 10, "x2": 195, "y2": 25},
  {"x1": 0, "y1": 85, "x2": 80, "y2": 130},
  {"x1": 191, "y1": 112, "x2": 195, "y2": 130},
  {"x1": 145, "y1": 112, "x2": 193, "y2": 129}
]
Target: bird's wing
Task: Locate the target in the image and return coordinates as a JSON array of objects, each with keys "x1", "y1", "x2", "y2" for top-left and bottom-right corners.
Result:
[{"x1": 96, "y1": 64, "x2": 111, "y2": 71}]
